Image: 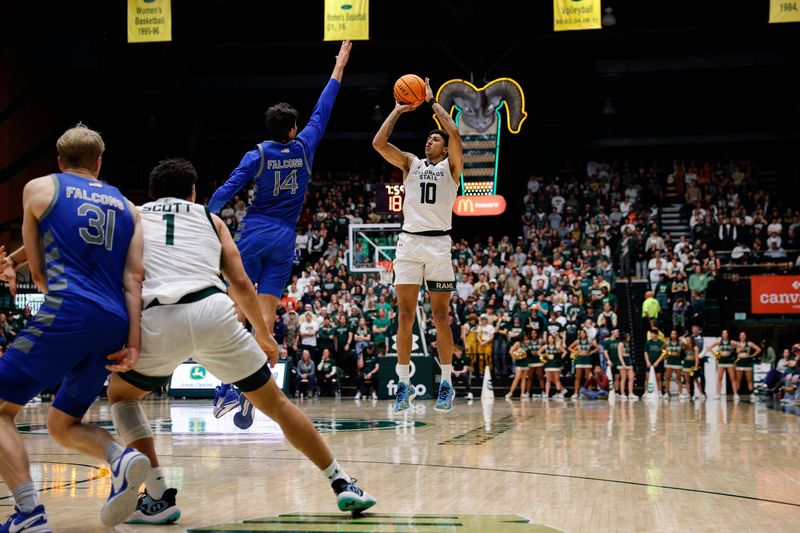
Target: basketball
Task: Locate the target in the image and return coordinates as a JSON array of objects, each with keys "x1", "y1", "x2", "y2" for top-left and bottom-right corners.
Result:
[{"x1": 393, "y1": 74, "x2": 426, "y2": 105}]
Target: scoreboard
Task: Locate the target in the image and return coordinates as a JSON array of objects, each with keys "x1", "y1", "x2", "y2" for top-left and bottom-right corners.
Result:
[{"x1": 375, "y1": 183, "x2": 404, "y2": 214}]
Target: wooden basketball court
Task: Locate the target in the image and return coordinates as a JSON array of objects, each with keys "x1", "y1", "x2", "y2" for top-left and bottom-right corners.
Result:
[{"x1": 3, "y1": 397, "x2": 799, "y2": 532}]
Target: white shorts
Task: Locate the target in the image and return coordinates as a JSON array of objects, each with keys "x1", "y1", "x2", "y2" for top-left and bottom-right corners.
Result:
[
  {"x1": 393, "y1": 232, "x2": 455, "y2": 291},
  {"x1": 133, "y1": 293, "x2": 267, "y2": 383}
]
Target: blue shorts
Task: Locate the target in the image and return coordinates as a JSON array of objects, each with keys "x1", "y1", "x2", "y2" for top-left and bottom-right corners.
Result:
[
  {"x1": 234, "y1": 218, "x2": 295, "y2": 297},
  {"x1": 0, "y1": 295, "x2": 128, "y2": 418}
]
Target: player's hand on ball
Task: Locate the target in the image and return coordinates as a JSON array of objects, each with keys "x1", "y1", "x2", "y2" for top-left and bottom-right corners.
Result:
[
  {"x1": 394, "y1": 101, "x2": 421, "y2": 113},
  {"x1": 424, "y1": 77, "x2": 434, "y2": 103},
  {"x1": 106, "y1": 347, "x2": 140, "y2": 373},
  {"x1": 257, "y1": 331, "x2": 280, "y2": 366}
]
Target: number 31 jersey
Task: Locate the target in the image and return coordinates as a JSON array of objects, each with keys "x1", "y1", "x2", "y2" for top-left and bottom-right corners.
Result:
[
  {"x1": 39, "y1": 173, "x2": 135, "y2": 321},
  {"x1": 139, "y1": 198, "x2": 226, "y2": 308},
  {"x1": 402, "y1": 156, "x2": 458, "y2": 234}
]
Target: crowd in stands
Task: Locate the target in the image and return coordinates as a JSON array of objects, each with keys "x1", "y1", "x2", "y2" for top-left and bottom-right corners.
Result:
[{"x1": 2, "y1": 158, "x2": 798, "y2": 404}]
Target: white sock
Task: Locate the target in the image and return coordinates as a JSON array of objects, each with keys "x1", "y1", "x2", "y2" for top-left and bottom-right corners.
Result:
[
  {"x1": 396, "y1": 364, "x2": 410, "y2": 384},
  {"x1": 440, "y1": 364, "x2": 452, "y2": 384},
  {"x1": 322, "y1": 459, "x2": 351, "y2": 483},
  {"x1": 145, "y1": 467, "x2": 168, "y2": 500},
  {"x1": 12, "y1": 481, "x2": 38, "y2": 514},
  {"x1": 104, "y1": 441, "x2": 126, "y2": 465}
]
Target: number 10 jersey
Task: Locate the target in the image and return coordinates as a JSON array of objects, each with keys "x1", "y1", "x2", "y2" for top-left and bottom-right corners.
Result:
[{"x1": 402, "y1": 156, "x2": 458, "y2": 234}]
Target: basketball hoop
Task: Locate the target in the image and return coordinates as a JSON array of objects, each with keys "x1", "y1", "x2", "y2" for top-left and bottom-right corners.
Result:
[{"x1": 376, "y1": 260, "x2": 393, "y2": 285}]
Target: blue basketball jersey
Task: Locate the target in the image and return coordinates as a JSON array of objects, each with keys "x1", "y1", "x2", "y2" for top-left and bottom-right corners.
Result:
[
  {"x1": 208, "y1": 78, "x2": 341, "y2": 227},
  {"x1": 39, "y1": 173, "x2": 135, "y2": 321}
]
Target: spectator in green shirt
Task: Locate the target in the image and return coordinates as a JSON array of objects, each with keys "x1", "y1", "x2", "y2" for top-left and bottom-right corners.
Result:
[
  {"x1": 317, "y1": 317, "x2": 337, "y2": 356},
  {"x1": 688, "y1": 264, "x2": 708, "y2": 295},
  {"x1": 372, "y1": 308, "x2": 391, "y2": 351}
]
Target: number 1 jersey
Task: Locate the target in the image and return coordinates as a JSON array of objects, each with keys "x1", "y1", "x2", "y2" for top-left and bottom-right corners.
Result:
[{"x1": 139, "y1": 198, "x2": 226, "y2": 308}]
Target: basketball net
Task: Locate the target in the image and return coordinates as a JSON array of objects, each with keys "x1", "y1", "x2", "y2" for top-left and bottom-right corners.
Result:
[{"x1": 376, "y1": 260, "x2": 393, "y2": 285}]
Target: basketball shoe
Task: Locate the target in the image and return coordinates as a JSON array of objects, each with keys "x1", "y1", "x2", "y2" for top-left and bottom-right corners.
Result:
[
  {"x1": 393, "y1": 382, "x2": 417, "y2": 413},
  {"x1": 434, "y1": 381, "x2": 454, "y2": 412},
  {"x1": 101, "y1": 448, "x2": 150, "y2": 526},
  {"x1": 233, "y1": 394, "x2": 254, "y2": 429},
  {"x1": 0, "y1": 505, "x2": 49, "y2": 533},
  {"x1": 125, "y1": 489, "x2": 181, "y2": 525},
  {"x1": 331, "y1": 478, "x2": 376, "y2": 514},
  {"x1": 212, "y1": 384, "x2": 239, "y2": 418}
]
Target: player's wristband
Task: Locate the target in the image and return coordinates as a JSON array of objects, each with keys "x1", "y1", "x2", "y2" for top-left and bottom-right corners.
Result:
[{"x1": 428, "y1": 98, "x2": 438, "y2": 107}]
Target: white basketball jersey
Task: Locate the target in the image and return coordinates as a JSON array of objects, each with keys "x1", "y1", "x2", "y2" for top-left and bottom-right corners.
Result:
[
  {"x1": 402, "y1": 156, "x2": 458, "y2": 233},
  {"x1": 139, "y1": 198, "x2": 226, "y2": 307}
]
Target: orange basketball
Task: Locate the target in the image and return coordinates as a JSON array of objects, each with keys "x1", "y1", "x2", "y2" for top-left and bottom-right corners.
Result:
[{"x1": 393, "y1": 74, "x2": 426, "y2": 105}]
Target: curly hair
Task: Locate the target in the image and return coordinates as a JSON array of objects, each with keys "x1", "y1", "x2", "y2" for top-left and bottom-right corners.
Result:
[{"x1": 148, "y1": 158, "x2": 198, "y2": 200}]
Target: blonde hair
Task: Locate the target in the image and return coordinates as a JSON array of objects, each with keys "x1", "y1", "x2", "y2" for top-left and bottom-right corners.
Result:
[{"x1": 56, "y1": 122, "x2": 105, "y2": 169}]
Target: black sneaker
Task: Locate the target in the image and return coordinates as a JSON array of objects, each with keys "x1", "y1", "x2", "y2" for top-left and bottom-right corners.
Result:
[
  {"x1": 331, "y1": 478, "x2": 376, "y2": 515},
  {"x1": 124, "y1": 488, "x2": 181, "y2": 524}
]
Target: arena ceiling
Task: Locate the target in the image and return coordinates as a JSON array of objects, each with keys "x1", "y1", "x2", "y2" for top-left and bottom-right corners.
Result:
[{"x1": 2, "y1": 0, "x2": 799, "y2": 199}]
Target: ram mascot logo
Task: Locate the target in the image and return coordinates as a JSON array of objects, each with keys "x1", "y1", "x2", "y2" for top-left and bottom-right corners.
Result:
[{"x1": 434, "y1": 78, "x2": 527, "y2": 210}]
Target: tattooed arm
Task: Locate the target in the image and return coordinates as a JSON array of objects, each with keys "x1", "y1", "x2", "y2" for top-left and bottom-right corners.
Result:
[
  {"x1": 425, "y1": 77, "x2": 463, "y2": 179},
  {"x1": 372, "y1": 102, "x2": 419, "y2": 175}
]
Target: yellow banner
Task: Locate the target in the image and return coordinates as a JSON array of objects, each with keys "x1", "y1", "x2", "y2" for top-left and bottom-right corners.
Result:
[
  {"x1": 769, "y1": 0, "x2": 800, "y2": 23},
  {"x1": 324, "y1": 0, "x2": 369, "y2": 41},
  {"x1": 553, "y1": 0, "x2": 601, "y2": 32},
  {"x1": 128, "y1": 0, "x2": 172, "y2": 43}
]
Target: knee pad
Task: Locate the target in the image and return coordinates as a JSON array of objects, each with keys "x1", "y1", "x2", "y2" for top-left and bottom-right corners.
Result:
[{"x1": 111, "y1": 400, "x2": 153, "y2": 445}]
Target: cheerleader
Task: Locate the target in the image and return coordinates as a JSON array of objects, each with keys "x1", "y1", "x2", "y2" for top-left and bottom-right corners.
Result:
[
  {"x1": 506, "y1": 330, "x2": 531, "y2": 399},
  {"x1": 680, "y1": 334, "x2": 703, "y2": 400},
  {"x1": 662, "y1": 330, "x2": 684, "y2": 400},
  {"x1": 526, "y1": 330, "x2": 545, "y2": 398},
  {"x1": 733, "y1": 331, "x2": 761, "y2": 401},
  {"x1": 616, "y1": 332, "x2": 638, "y2": 401},
  {"x1": 706, "y1": 329, "x2": 735, "y2": 399},
  {"x1": 539, "y1": 335, "x2": 568, "y2": 399},
  {"x1": 568, "y1": 329, "x2": 599, "y2": 400}
]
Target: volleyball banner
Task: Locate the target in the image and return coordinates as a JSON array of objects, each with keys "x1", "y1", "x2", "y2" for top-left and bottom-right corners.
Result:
[
  {"x1": 324, "y1": 0, "x2": 369, "y2": 41},
  {"x1": 127, "y1": 0, "x2": 172, "y2": 43},
  {"x1": 553, "y1": 0, "x2": 602, "y2": 32},
  {"x1": 751, "y1": 275, "x2": 800, "y2": 314},
  {"x1": 769, "y1": 0, "x2": 800, "y2": 24}
]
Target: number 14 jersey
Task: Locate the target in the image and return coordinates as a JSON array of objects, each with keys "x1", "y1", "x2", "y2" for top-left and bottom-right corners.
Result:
[{"x1": 139, "y1": 198, "x2": 226, "y2": 308}]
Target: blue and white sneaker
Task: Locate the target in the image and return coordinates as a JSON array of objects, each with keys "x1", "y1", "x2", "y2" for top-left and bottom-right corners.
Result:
[
  {"x1": 0, "y1": 505, "x2": 49, "y2": 533},
  {"x1": 212, "y1": 384, "x2": 240, "y2": 418},
  {"x1": 433, "y1": 381, "x2": 455, "y2": 412},
  {"x1": 233, "y1": 394, "x2": 254, "y2": 430},
  {"x1": 332, "y1": 478, "x2": 376, "y2": 515},
  {"x1": 393, "y1": 382, "x2": 417, "y2": 414},
  {"x1": 101, "y1": 448, "x2": 150, "y2": 526},
  {"x1": 125, "y1": 489, "x2": 181, "y2": 525}
]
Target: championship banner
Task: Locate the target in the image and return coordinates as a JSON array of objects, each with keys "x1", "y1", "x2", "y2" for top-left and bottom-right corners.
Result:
[
  {"x1": 769, "y1": 0, "x2": 800, "y2": 23},
  {"x1": 324, "y1": 0, "x2": 369, "y2": 41},
  {"x1": 751, "y1": 275, "x2": 800, "y2": 314},
  {"x1": 127, "y1": 0, "x2": 172, "y2": 43},
  {"x1": 553, "y1": 0, "x2": 602, "y2": 32}
]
